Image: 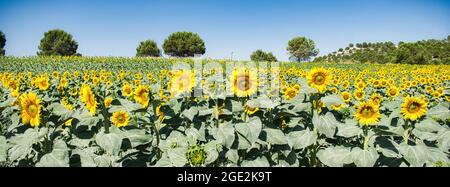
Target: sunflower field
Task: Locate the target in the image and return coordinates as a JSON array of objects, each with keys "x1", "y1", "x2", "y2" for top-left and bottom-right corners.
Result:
[{"x1": 0, "y1": 56, "x2": 449, "y2": 167}]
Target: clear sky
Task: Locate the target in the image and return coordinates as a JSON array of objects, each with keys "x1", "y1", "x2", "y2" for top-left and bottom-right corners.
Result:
[{"x1": 0, "y1": 0, "x2": 449, "y2": 61}]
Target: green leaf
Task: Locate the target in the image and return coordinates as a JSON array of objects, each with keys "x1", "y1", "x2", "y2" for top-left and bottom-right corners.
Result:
[
  {"x1": 7, "y1": 113, "x2": 20, "y2": 132},
  {"x1": 167, "y1": 147, "x2": 188, "y2": 167},
  {"x1": 425, "y1": 146, "x2": 450, "y2": 165},
  {"x1": 204, "y1": 141, "x2": 220, "y2": 164},
  {"x1": 415, "y1": 118, "x2": 444, "y2": 132},
  {"x1": 399, "y1": 143, "x2": 428, "y2": 167},
  {"x1": 427, "y1": 103, "x2": 450, "y2": 121},
  {"x1": 123, "y1": 129, "x2": 152, "y2": 148},
  {"x1": 95, "y1": 128, "x2": 123, "y2": 156},
  {"x1": 313, "y1": 112, "x2": 338, "y2": 138},
  {"x1": 36, "y1": 140, "x2": 69, "y2": 167},
  {"x1": 235, "y1": 117, "x2": 262, "y2": 149},
  {"x1": 48, "y1": 103, "x2": 74, "y2": 120},
  {"x1": 181, "y1": 107, "x2": 198, "y2": 121},
  {"x1": 226, "y1": 149, "x2": 239, "y2": 163},
  {"x1": 73, "y1": 109, "x2": 100, "y2": 129},
  {"x1": 336, "y1": 119, "x2": 362, "y2": 138},
  {"x1": 0, "y1": 136, "x2": 7, "y2": 162},
  {"x1": 231, "y1": 100, "x2": 243, "y2": 112},
  {"x1": 241, "y1": 156, "x2": 270, "y2": 167},
  {"x1": 351, "y1": 147, "x2": 379, "y2": 167},
  {"x1": 109, "y1": 98, "x2": 142, "y2": 113},
  {"x1": 288, "y1": 129, "x2": 318, "y2": 149},
  {"x1": 185, "y1": 125, "x2": 206, "y2": 142},
  {"x1": 264, "y1": 128, "x2": 288, "y2": 145},
  {"x1": 291, "y1": 102, "x2": 312, "y2": 113},
  {"x1": 8, "y1": 128, "x2": 41, "y2": 161},
  {"x1": 437, "y1": 130, "x2": 450, "y2": 152},
  {"x1": 71, "y1": 148, "x2": 97, "y2": 167},
  {"x1": 317, "y1": 146, "x2": 353, "y2": 167},
  {"x1": 375, "y1": 137, "x2": 401, "y2": 158},
  {"x1": 212, "y1": 124, "x2": 235, "y2": 149},
  {"x1": 321, "y1": 94, "x2": 343, "y2": 107}
]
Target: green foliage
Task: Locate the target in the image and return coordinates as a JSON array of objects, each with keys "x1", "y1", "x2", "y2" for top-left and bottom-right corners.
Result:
[
  {"x1": 162, "y1": 31, "x2": 205, "y2": 57},
  {"x1": 250, "y1": 49, "x2": 277, "y2": 62},
  {"x1": 315, "y1": 37, "x2": 450, "y2": 64},
  {"x1": 37, "y1": 29, "x2": 80, "y2": 57},
  {"x1": 0, "y1": 31, "x2": 5, "y2": 56},
  {"x1": 136, "y1": 40, "x2": 161, "y2": 57},
  {"x1": 287, "y1": 36, "x2": 319, "y2": 62}
]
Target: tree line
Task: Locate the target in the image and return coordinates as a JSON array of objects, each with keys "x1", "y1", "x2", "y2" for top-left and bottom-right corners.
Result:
[
  {"x1": 314, "y1": 36, "x2": 450, "y2": 64},
  {"x1": 0, "y1": 29, "x2": 318, "y2": 62},
  {"x1": 0, "y1": 29, "x2": 448, "y2": 64}
]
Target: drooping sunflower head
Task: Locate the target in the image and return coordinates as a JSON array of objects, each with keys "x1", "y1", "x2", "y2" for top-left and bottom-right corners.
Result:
[
  {"x1": 134, "y1": 85, "x2": 150, "y2": 107},
  {"x1": 341, "y1": 92, "x2": 352, "y2": 103},
  {"x1": 19, "y1": 92, "x2": 41, "y2": 127},
  {"x1": 79, "y1": 84, "x2": 97, "y2": 115},
  {"x1": 104, "y1": 97, "x2": 113, "y2": 108},
  {"x1": 355, "y1": 101, "x2": 380, "y2": 126},
  {"x1": 230, "y1": 69, "x2": 258, "y2": 97},
  {"x1": 401, "y1": 96, "x2": 428, "y2": 121},
  {"x1": 307, "y1": 68, "x2": 331, "y2": 93},
  {"x1": 169, "y1": 70, "x2": 196, "y2": 97},
  {"x1": 111, "y1": 110, "x2": 129, "y2": 127},
  {"x1": 244, "y1": 105, "x2": 259, "y2": 115}
]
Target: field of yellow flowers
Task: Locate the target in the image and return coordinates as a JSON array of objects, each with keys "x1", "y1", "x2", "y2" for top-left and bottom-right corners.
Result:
[{"x1": 0, "y1": 56, "x2": 449, "y2": 167}]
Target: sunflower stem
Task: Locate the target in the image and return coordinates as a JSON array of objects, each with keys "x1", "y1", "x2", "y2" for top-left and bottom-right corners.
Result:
[
  {"x1": 403, "y1": 120, "x2": 411, "y2": 144},
  {"x1": 363, "y1": 126, "x2": 369, "y2": 150}
]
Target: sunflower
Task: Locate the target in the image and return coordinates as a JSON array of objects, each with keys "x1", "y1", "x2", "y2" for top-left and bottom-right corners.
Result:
[
  {"x1": 79, "y1": 84, "x2": 97, "y2": 115},
  {"x1": 19, "y1": 92, "x2": 41, "y2": 127},
  {"x1": 401, "y1": 96, "x2": 428, "y2": 121},
  {"x1": 370, "y1": 93, "x2": 383, "y2": 106},
  {"x1": 229, "y1": 69, "x2": 258, "y2": 97},
  {"x1": 62, "y1": 97, "x2": 74, "y2": 110},
  {"x1": 331, "y1": 103, "x2": 345, "y2": 111},
  {"x1": 283, "y1": 85, "x2": 300, "y2": 100},
  {"x1": 169, "y1": 70, "x2": 196, "y2": 97},
  {"x1": 104, "y1": 97, "x2": 113, "y2": 108},
  {"x1": 307, "y1": 68, "x2": 331, "y2": 93},
  {"x1": 52, "y1": 71, "x2": 59, "y2": 79},
  {"x1": 64, "y1": 118, "x2": 73, "y2": 126},
  {"x1": 111, "y1": 111, "x2": 129, "y2": 127},
  {"x1": 354, "y1": 89, "x2": 365, "y2": 100},
  {"x1": 134, "y1": 85, "x2": 150, "y2": 107},
  {"x1": 245, "y1": 106, "x2": 259, "y2": 115},
  {"x1": 37, "y1": 77, "x2": 49, "y2": 91},
  {"x1": 387, "y1": 86, "x2": 399, "y2": 97},
  {"x1": 341, "y1": 92, "x2": 352, "y2": 103},
  {"x1": 122, "y1": 83, "x2": 133, "y2": 97},
  {"x1": 355, "y1": 101, "x2": 380, "y2": 126},
  {"x1": 156, "y1": 105, "x2": 165, "y2": 121}
]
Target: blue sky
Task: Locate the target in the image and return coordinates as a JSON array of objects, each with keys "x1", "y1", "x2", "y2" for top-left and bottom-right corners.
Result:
[{"x1": 0, "y1": 0, "x2": 449, "y2": 61}]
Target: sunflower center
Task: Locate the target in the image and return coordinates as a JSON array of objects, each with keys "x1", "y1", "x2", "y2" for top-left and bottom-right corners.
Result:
[
  {"x1": 27, "y1": 104, "x2": 38, "y2": 117},
  {"x1": 408, "y1": 102, "x2": 420, "y2": 113},
  {"x1": 314, "y1": 74, "x2": 325, "y2": 84},
  {"x1": 117, "y1": 115, "x2": 125, "y2": 123},
  {"x1": 389, "y1": 89, "x2": 396, "y2": 95},
  {"x1": 236, "y1": 76, "x2": 251, "y2": 91},
  {"x1": 361, "y1": 107, "x2": 374, "y2": 118}
]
